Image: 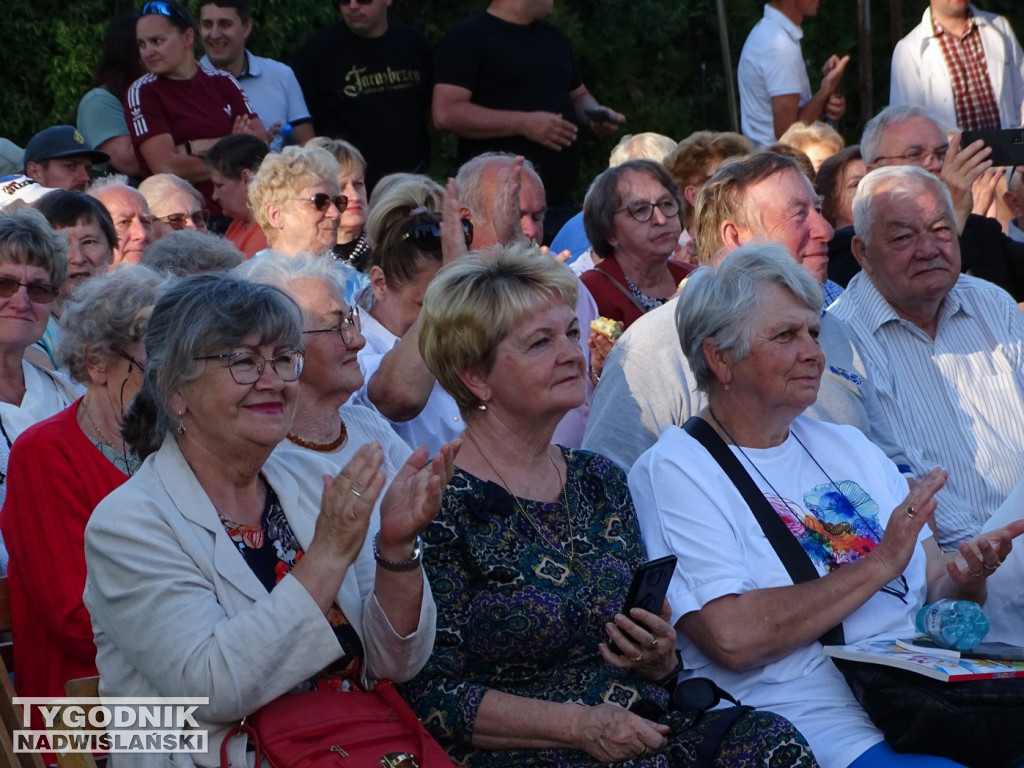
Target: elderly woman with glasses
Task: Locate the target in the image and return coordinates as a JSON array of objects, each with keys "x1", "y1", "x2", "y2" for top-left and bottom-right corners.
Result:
[
  {"x1": 249, "y1": 146, "x2": 353, "y2": 265},
  {"x1": 83, "y1": 272, "x2": 450, "y2": 767},
  {"x1": 128, "y1": 0, "x2": 267, "y2": 216},
  {"x1": 581, "y1": 159, "x2": 694, "y2": 330},
  {"x1": 0, "y1": 209, "x2": 80, "y2": 572},
  {"x1": 0, "y1": 265, "x2": 166, "y2": 740},
  {"x1": 138, "y1": 173, "x2": 210, "y2": 239},
  {"x1": 353, "y1": 173, "x2": 468, "y2": 454}
]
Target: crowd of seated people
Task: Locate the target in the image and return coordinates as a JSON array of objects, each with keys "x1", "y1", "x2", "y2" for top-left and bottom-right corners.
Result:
[{"x1": 3, "y1": 1, "x2": 1024, "y2": 766}]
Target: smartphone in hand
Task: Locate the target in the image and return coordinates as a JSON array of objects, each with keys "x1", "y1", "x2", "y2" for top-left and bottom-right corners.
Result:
[{"x1": 609, "y1": 555, "x2": 677, "y2": 654}]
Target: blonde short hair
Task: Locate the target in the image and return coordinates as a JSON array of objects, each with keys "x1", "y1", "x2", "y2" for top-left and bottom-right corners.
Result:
[
  {"x1": 778, "y1": 121, "x2": 844, "y2": 159},
  {"x1": 305, "y1": 137, "x2": 367, "y2": 177},
  {"x1": 419, "y1": 243, "x2": 578, "y2": 412},
  {"x1": 249, "y1": 146, "x2": 340, "y2": 233}
]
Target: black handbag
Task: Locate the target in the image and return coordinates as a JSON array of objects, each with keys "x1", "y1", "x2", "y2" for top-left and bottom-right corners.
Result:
[{"x1": 684, "y1": 416, "x2": 1024, "y2": 768}]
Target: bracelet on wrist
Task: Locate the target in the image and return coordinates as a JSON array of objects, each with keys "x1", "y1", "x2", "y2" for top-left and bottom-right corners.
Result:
[{"x1": 373, "y1": 532, "x2": 423, "y2": 572}]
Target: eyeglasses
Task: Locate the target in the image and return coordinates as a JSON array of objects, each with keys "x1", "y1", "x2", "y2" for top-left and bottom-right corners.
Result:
[
  {"x1": 303, "y1": 306, "x2": 361, "y2": 346},
  {"x1": 116, "y1": 347, "x2": 145, "y2": 373},
  {"x1": 0, "y1": 277, "x2": 59, "y2": 304},
  {"x1": 873, "y1": 145, "x2": 949, "y2": 168},
  {"x1": 141, "y1": 1, "x2": 192, "y2": 27},
  {"x1": 616, "y1": 196, "x2": 680, "y2": 223},
  {"x1": 399, "y1": 216, "x2": 474, "y2": 251},
  {"x1": 155, "y1": 210, "x2": 210, "y2": 230},
  {"x1": 291, "y1": 194, "x2": 348, "y2": 213},
  {"x1": 194, "y1": 348, "x2": 304, "y2": 385}
]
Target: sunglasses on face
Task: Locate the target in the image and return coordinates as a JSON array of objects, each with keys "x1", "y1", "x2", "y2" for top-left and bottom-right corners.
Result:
[
  {"x1": 399, "y1": 216, "x2": 475, "y2": 251},
  {"x1": 292, "y1": 193, "x2": 348, "y2": 213},
  {"x1": 156, "y1": 210, "x2": 210, "y2": 230},
  {"x1": 0, "y1": 277, "x2": 59, "y2": 304}
]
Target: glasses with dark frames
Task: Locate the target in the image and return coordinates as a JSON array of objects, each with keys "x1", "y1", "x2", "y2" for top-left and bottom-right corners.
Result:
[
  {"x1": 399, "y1": 216, "x2": 474, "y2": 251},
  {"x1": 0, "y1": 277, "x2": 59, "y2": 304},
  {"x1": 290, "y1": 193, "x2": 348, "y2": 213},
  {"x1": 302, "y1": 306, "x2": 361, "y2": 346},
  {"x1": 155, "y1": 210, "x2": 210, "y2": 230},
  {"x1": 194, "y1": 349, "x2": 304, "y2": 385},
  {"x1": 616, "y1": 196, "x2": 680, "y2": 223}
]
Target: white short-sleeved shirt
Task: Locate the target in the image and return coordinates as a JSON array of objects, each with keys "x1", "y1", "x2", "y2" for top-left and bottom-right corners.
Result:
[
  {"x1": 738, "y1": 4, "x2": 812, "y2": 147},
  {"x1": 629, "y1": 416, "x2": 927, "y2": 768}
]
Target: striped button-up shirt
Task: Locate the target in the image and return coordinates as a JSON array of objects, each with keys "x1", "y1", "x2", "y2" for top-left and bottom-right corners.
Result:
[{"x1": 830, "y1": 272, "x2": 1024, "y2": 548}]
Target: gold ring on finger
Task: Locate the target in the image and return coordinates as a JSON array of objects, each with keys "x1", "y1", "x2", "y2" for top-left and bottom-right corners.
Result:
[
  {"x1": 984, "y1": 562, "x2": 998, "y2": 571},
  {"x1": 648, "y1": 638, "x2": 659, "y2": 650},
  {"x1": 630, "y1": 650, "x2": 644, "y2": 663},
  {"x1": 905, "y1": 505, "x2": 917, "y2": 519}
]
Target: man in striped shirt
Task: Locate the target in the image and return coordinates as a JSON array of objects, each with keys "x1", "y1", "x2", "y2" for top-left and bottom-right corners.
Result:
[{"x1": 832, "y1": 164, "x2": 1024, "y2": 549}]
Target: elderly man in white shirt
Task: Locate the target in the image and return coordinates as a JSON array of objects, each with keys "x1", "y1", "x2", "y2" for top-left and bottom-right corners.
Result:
[{"x1": 830, "y1": 165, "x2": 1024, "y2": 549}]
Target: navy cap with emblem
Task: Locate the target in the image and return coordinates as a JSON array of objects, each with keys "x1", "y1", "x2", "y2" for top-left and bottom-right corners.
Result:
[{"x1": 23, "y1": 125, "x2": 110, "y2": 168}]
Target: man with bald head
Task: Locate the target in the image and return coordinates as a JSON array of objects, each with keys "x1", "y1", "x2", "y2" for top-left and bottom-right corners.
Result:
[
  {"x1": 830, "y1": 165, "x2": 1024, "y2": 548},
  {"x1": 368, "y1": 152, "x2": 598, "y2": 447},
  {"x1": 582, "y1": 152, "x2": 910, "y2": 473},
  {"x1": 87, "y1": 178, "x2": 155, "y2": 265}
]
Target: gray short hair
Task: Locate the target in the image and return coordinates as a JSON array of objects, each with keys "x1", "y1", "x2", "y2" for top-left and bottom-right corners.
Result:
[
  {"x1": 0, "y1": 206, "x2": 67, "y2": 286},
  {"x1": 419, "y1": 242, "x2": 578, "y2": 413},
  {"x1": 852, "y1": 165, "x2": 955, "y2": 247},
  {"x1": 235, "y1": 252, "x2": 348, "y2": 312},
  {"x1": 137, "y1": 173, "x2": 204, "y2": 218},
  {"x1": 455, "y1": 152, "x2": 541, "y2": 226},
  {"x1": 122, "y1": 273, "x2": 303, "y2": 459},
  {"x1": 56, "y1": 265, "x2": 171, "y2": 383},
  {"x1": 140, "y1": 230, "x2": 245, "y2": 276},
  {"x1": 860, "y1": 105, "x2": 941, "y2": 166},
  {"x1": 608, "y1": 133, "x2": 678, "y2": 167},
  {"x1": 583, "y1": 159, "x2": 680, "y2": 259},
  {"x1": 676, "y1": 241, "x2": 824, "y2": 393}
]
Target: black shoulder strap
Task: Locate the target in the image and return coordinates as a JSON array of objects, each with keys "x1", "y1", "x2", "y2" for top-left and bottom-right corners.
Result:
[{"x1": 682, "y1": 416, "x2": 845, "y2": 646}]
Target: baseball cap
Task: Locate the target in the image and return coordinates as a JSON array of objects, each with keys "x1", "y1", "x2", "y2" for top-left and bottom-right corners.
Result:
[
  {"x1": 23, "y1": 125, "x2": 109, "y2": 167},
  {"x1": 0, "y1": 175, "x2": 58, "y2": 211}
]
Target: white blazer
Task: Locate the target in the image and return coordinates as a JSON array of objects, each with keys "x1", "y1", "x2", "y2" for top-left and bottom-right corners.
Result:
[
  {"x1": 84, "y1": 437, "x2": 436, "y2": 768},
  {"x1": 890, "y1": 6, "x2": 1024, "y2": 129}
]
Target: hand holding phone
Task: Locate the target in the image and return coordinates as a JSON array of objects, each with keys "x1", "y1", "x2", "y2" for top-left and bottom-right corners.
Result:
[{"x1": 609, "y1": 555, "x2": 677, "y2": 655}]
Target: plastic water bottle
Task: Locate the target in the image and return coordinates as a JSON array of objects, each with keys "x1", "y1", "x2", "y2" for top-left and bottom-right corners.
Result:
[
  {"x1": 270, "y1": 122, "x2": 293, "y2": 152},
  {"x1": 915, "y1": 599, "x2": 990, "y2": 651}
]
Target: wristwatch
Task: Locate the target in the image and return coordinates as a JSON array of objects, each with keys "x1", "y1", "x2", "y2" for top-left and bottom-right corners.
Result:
[{"x1": 373, "y1": 533, "x2": 423, "y2": 572}]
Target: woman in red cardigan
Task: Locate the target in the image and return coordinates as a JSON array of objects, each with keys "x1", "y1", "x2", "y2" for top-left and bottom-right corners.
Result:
[
  {"x1": 0, "y1": 266, "x2": 167, "y2": 725},
  {"x1": 581, "y1": 160, "x2": 693, "y2": 330}
]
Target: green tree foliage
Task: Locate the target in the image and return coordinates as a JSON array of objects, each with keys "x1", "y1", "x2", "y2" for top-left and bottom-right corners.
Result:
[{"x1": 2, "y1": 1, "x2": 1021, "y2": 200}]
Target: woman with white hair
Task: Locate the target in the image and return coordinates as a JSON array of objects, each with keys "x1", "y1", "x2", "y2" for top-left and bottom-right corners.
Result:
[
  {"x1": 138, "y1": 173, "x2": 210, "y2": 239},
  {"x1": 629, "y1": 241, "x2": 1023, "y2": 767}
]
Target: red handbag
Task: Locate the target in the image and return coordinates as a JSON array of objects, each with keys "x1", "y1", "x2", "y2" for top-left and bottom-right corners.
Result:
[{"x1": 219, "y1": 680, "x2": 454, "y2": 768}]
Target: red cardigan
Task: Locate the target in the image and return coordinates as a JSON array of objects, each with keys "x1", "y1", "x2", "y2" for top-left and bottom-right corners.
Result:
[
  {"x1": 0, "y1": 399, "x2": 128, "y2": 719},
  {"x1": 580, "y1": 258, "x2": 694, "y2": 330}
]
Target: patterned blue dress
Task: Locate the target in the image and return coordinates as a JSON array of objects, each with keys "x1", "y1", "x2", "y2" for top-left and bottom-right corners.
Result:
[{"x1": 401, "y1": 448, "x2": 818, "y2": 767}]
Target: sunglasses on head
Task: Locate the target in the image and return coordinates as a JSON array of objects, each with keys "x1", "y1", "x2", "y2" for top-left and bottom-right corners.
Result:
[
  {"x1": 0, "y1": 277, "x2": 59, "y2": 304},
  {"x1": 399, "y1": 216, "x2": 474, "y2": 251},
  {"x1": 141, "y1": 1, "x2": 192, "y2": 27},
  {"x1": 293, "y1": 193, "x2": 348, "y2": 213}
]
